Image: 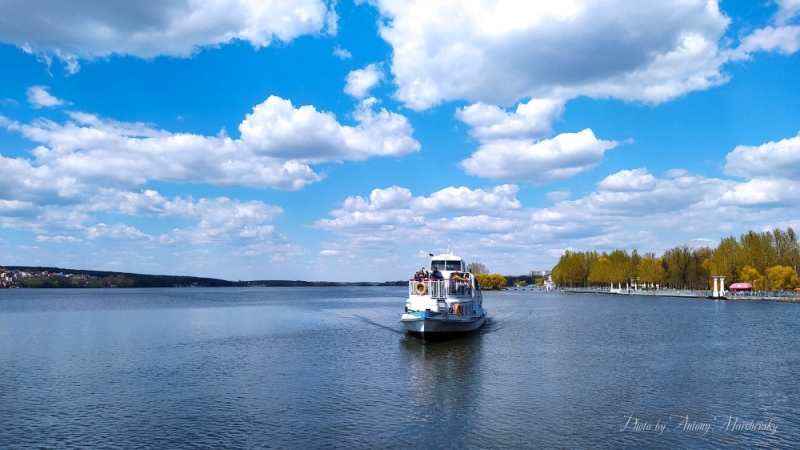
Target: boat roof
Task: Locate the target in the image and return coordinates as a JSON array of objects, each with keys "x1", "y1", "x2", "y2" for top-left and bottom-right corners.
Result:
[{"x1": 430, "y1": 253, "x2": 463, "y2": 261}]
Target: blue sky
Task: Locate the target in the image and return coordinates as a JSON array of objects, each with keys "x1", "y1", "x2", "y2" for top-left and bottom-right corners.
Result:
[{"x1": 2, "y1": 0, "x2": 800, "y2": 281}]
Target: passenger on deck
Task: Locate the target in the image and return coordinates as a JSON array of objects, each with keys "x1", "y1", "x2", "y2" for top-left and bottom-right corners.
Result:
[{"x1": 431, "y1": 267, "x2": 442, "y2": 279}]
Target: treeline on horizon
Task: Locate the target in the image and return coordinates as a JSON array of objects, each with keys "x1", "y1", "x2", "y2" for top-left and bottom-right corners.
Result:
[
  {"x1": 4, "y1": 266, "x2": 412, "y2": 288},
  {"x1": 465, "y1": 262, "x2": 543, "y2": 289},
  {"x1": 5, "y1": 266, "x2": 235, "y2": 288},
  {"x1": 551, "y1": 227, "x2": 800, "y2": 291}
]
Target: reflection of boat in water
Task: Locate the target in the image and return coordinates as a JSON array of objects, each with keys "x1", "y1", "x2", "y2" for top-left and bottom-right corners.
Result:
[{"x1": 401, "y1": 247, "x2": 487, "y2": 340}]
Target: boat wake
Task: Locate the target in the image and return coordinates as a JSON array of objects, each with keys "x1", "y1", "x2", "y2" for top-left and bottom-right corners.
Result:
[
  {"x1": 479, "y1": 308, "x2": 522, "y2": 334},
  {"x1": 353, "y1": 314, "x2": 405, "y2": 335}
]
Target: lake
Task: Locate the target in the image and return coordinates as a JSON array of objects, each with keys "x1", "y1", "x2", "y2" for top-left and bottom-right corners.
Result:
[{"x1": 1, "y1": 287, "x2": 799, "y2": 448}]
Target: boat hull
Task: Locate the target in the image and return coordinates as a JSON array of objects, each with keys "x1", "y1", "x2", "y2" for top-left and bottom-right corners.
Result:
[{"x1": 401, "y1": 312, "x2": 486, "y2": 340}]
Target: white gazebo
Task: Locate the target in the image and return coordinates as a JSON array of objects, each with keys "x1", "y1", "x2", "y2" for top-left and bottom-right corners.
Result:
[{"x1": 711, "y1": 276, "x2": 726, "y2": 298}]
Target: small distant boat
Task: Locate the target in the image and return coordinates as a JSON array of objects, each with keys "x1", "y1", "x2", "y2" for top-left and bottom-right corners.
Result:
[{"x1": 401, "y1": 248, "x2": 487, "y2": 340}]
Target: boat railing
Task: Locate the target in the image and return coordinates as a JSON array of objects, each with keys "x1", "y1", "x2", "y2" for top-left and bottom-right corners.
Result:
[
  {"x1": 429, "y1": 280, "x2": 446, "y2": 299},
  {"x1": 408, "y1": 278, "x2": 474, "y2": 299},
  {"x1": 408, "y1": 279, "x2": 446, "y2": 299},
  {"x1": 448, "y1": 278, "x2": 473, "y2": 296}
]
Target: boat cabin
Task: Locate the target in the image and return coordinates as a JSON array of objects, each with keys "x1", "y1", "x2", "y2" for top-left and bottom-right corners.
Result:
[{"x1": 430, "y1": 255, "x2": 465, "y2": 273}]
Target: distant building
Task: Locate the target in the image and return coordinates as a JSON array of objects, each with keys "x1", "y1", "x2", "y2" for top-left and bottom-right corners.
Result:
[
  {"x1": 543, "y1": 275, "x2": 556, "y2": 291},
  {"x1": 529, "y1": 270, "x2": 552, "y2": 278}
]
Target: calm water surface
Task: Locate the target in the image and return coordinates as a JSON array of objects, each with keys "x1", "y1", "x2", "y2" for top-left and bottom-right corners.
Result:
[{"x1": 2, "y1": 287, "x2": 799, "y2": 448}]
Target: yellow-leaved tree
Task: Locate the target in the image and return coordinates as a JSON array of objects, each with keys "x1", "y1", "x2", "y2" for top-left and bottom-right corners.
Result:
[
  {"x1": 740, "y1": 265, "x2": 766, "y2": 291},
  {"x1": 765, "y1": 266, "x2": 800, "y2": 291},
  {"x1": 637, "y1": 253, "x2": 666, "y2": 287},
  {"x1": 475, "y1": 273, "x2": 507, "y2": 290}
]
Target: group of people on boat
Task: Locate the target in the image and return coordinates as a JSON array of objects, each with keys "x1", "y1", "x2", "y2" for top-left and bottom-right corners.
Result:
[
  {"x1": 413, "y1": 267, "x2": 442, "y2": 280},
  {"x1": 412, "y1": 268, "x2": 472, "y2": 282}
]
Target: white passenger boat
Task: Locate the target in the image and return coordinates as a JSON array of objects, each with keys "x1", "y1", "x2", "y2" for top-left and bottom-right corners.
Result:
[{"x1": 401, "y1": 249, "x2": 487, "y2": 340}]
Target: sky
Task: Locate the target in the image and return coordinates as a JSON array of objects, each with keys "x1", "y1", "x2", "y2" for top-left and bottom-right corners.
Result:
[{"x1": 1, "y1": 0, "x2": 800, "y2": 282}]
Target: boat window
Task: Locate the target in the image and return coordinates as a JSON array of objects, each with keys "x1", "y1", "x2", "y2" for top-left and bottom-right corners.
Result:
[{"x1": 431, "y1": 260, "x2": 465, "y2": 271}]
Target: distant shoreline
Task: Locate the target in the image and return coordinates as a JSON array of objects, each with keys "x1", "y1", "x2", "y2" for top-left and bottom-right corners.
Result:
[{"x1": 0, "y1": 265, "x2": 408, "y2": 288}]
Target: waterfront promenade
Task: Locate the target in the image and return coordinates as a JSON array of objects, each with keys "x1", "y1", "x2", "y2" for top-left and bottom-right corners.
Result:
[{"x1": 562, "y1": 287, "x2": 800, "y2": 303}]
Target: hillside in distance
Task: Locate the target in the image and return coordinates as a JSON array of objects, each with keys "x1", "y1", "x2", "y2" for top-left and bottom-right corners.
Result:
[{"x1": 2, "y1": 266, "x2": 408, "y2": 288}]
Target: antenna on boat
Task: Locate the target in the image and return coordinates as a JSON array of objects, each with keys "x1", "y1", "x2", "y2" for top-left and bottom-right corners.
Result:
[{"x1": 447, "y1": 239, "x2": 451, "y2": 254}]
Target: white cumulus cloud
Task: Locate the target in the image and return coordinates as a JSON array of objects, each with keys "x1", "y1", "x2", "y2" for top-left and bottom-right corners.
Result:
[
  {"x1": 370, "y1": 0, "x2": 731, "y2": 110},
  {"x1": 775, "y1": 0, "x2": 800, "y2": 24},
  {"x1": 333, "y1": 46, "x2": 352, "y2": 59},
  {"x1": 412, "y1": 185, "x2": 522, "y2": 213},
  {"x1": 724, "y1": 132, "x2": 800, "y2": 180},
  {"x1": 239, "y1": 96, "x2": 418, "y2": 162},
  {"x1": 460, "y1": 129, "x2": 618, "y2": 183},
  {"x1": 427, "y1": 215, "x2": 518, "y2": 233},
  {"x1": 728, "y1": 0, "x2": 800, "y2": 60},
  {"x1": 719, "y1": 179, "x2": 800, "y2": 207},
  {"x1": 106, "y1": 190, "x2": 284, "y2": 222},
  {"x1": 35, "y1": 235, "x2": 81, "y2": 243},
  {"x1": 735, "y1": 25, "x2": 800, "y2": 56},
  {"x1": 3, "y1": 95, "x2": 419, "y2": 191},
  {"x1": 26, "y1": 86, "x2": 68, "y2": 108},
  {"x1": 597, "y1": 168, "x2": 658, "y2": 192},
  {"x1": 456, "y1": 99, "x2": 565, "y2": 140},
  {"x1": 0, "y1": 0, "x2": 337, "y2": 72},
  {"x1": 344, "y1": 64, "x2": 383, "y2": 98},
  {"x1": 340, "y1": 186, "x2": 414, "y2": 212},
  {"x1": 314, "y1": 184, "x2": 525, "y2": 236},
  {"x1": 87, "y1": 223, "x2": 152, "y2": 241}
]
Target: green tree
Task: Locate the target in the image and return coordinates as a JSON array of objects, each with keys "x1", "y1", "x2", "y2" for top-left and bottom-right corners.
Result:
[
  {"x1": 773, "y1": 227, "x2": 800, "y2": 271},
  {"x1": 549, "y1": 226, "x2": 800, "y2": 292},
  {"x1": 788, "y1": 227, "x2": 800, "y2": 272},
  {"x1": 694, "y1": 246, "x2": 713, "y2": 290},
  {"x1": 738, "y1": 230, "x2": 776, "y2": 274},
  {"x1": 552, "y1": 251, "x2": 581, "y2": 287},
  {"x1": 552, "y1": 250, "x2": 596, "y2": 287},
  {"x1": 589, "y1": 256, "x2": 612, "y2": 285},
  {"x1": 663, "y1": 245, "x2": 695, "y2": 289},
  {"x1": 608, "y1": 249, "x2": 633, "y2": 284},
  {"x1": 630, "y1": 249, "x2": 642, "y2": 273},
  {"x1": 637, "y1": 253, "x2": 665, "y2": 287},
  {"x1": 705, "y1": 236, "x2": 741, "y2": 286}
]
